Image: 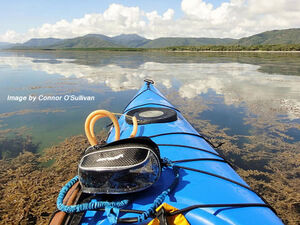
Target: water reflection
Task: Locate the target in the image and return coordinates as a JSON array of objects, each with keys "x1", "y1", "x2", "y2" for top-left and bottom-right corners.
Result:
[
  {"x1": 0, "y1": 52, "x2": 300, "y2": 120},
  {"x1": 0, "y1": 51, "x2": 300, "y2": 224},
  {"x1": 0, "y1": 51, "x2": 300, "y2": 148}
]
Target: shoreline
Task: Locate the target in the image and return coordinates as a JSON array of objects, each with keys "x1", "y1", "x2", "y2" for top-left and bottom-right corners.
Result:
[
  {"x1": 168, "y1": 50, "x2": 300, "y2": 53},
  {"x1": 1, "y1": 49, "x2": 300, "y2": 53}
]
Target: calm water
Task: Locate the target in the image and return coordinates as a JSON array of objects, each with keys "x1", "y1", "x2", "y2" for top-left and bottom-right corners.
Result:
[
  {"x1": 0, "y1": 50, "x2": 300, "y2": 158},
  {"x1": 1, "y1": 50, "x2": 300, "y2": 224}
]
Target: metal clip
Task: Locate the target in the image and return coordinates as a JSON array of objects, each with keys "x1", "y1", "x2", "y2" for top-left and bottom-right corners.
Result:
[{"x1": 156, "y1": 207, "x2": 169, "y2": 225}]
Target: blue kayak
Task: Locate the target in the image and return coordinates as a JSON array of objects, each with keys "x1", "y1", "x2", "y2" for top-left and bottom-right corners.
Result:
[{"x1": 55, "y1": 80, "x2": 283, "y2": 225}]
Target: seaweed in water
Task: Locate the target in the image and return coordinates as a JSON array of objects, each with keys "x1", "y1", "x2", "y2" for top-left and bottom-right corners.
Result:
[
  {"x1": 0, "y1": 135, "x2": 39, "y2": 159},
  {"x1": 0, "y1": 132, "x2": 105, "y2": 225},
  {"x1": 0, "y1": 112, "x2": 299, "y2": 224}
]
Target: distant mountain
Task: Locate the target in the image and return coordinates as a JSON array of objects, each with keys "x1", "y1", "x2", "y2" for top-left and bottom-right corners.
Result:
[
  {"x1": 236, "y1": 28, "x2": 300, "y2": 45},
  {"x1": 47, "y1": 35, "x2": 121, "y2": 48},
  {"x1": 141, "y1": 37, "x2": 236, "y2": 48},
  {"x1": 83, "y1": 34, "x2": 113, "y2": 43},
  {"x1": 22, "y1": 38, "x2": 63, "y2": 47},
  {"x1": 9, "y1": 38, "x2": 63, "y2": 49},
  {"x1": 0, "y1": 42, "x2": 16, "y2": 49},
  {"x1": 112, "y1": 34, "x2": 150, "y2": 47},
  {"x1": 7, "y1": 34, "x2": 235, "y2": 49},
  {"x1": 5, "y1": 28, "x2": 300, "y2": 50}
]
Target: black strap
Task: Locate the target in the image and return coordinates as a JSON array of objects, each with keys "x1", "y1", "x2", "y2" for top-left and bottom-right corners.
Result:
[
  {"x1": 149, "y1": 132, "x2": 222, "y2": 149},
  {"x1": 123, "y1": 84, "x2": 180, "y2": 113},
  {"x1": 117, "y1": 202, "x2": 277, "y2": 224},
  {"x1": 175, "y1": 165, "x2": 253, "y2": 192},
  {"x1": 172, "y1": 158, "x2": 227, "y2": 164},
  {"x1": 148, "y1": 88, "x2": 172, "y2": 104},
  {"x1": 123, "y1": 89, "x2": 149, "y2": 112},
  {"x1": 157, "y1": 144, "x2": 222, "y2": 159},
  {"x1": 124, "y1": 103, "x2": 180, "y2": 114},
  {"x1": 149, "y1": 132, "x2": 205, "y2": 139},
  {"x1": 174, "y1": 165, "x2": 276, "y2": 214},
  {"x1": 168, "y1": 203, "x2": 277, "y2": 216}
]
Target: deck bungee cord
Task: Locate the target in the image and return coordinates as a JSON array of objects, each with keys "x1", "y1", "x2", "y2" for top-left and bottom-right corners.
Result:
[
  {"x1": 123, "y1": 80, "x2": 180, "y2": 114},
  {"x1": 55, "y1": 108, "x2": 182, "y2": 224},
  {"x1": 149, "y1": 132, "x2": 224, "y2": 149},
  {"x1": 51, "y1": 80, "x2": 283, "y2": 225},
  {"x1": 57, "y1": 176, "x2": 130, "y2": 213},
  {"x1": 157, "y1": 144, "x2": 224, "y2": 158},
  {"x1": 54, "y1": 108, "x2": 277, "y2": 225},
  {"x1": 56, "y1": 160, "x2": 180, "y2": 224},
  {"x1": 124, "y1": 103, "x2": 180, "y2": 114}
]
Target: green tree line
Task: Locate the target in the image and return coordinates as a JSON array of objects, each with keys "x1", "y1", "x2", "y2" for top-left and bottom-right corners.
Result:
[{"x1": 164, "y1": 44, "x2": 300, "y2": 51}]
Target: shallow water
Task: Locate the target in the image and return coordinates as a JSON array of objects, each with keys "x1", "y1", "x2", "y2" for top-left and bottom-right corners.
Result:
[
  {"x1": 0, "y1": 50, "x2": 299, "y2": 154},
  {"x1": 0, "y1": 50, "x2": 300, "y2": 224}
]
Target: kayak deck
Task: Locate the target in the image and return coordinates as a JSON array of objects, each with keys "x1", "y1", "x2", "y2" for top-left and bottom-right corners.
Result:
[{"x1": 77, "y1": 82, "x2": 283, "y2": 225}]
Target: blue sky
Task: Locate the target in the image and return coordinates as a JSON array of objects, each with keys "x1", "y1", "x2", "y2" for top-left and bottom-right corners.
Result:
[
  {"x1": 0, "y1": 0, "x2": 298, "y2": 43},
  {"x1": 0, "y1": 0, "x2": 226, "y2": 33}
]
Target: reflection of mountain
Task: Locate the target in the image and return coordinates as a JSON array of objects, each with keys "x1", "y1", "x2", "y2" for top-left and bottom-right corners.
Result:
[
  {"x1": 4, "y1": 51, "x2": 300, "y2": 76},
  {"x1": 0, "y1": 54, "x2": 300, "y2": 119}
]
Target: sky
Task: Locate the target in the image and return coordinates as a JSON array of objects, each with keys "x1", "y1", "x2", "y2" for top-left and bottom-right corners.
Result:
[{"x1": 0, "y1": 0, "x2": 299, "y2": 43}]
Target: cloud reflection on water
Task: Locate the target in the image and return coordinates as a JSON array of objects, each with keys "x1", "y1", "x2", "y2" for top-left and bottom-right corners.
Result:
[{"x1": 0, "y1": 54, "x2": 300, "y2": 119}]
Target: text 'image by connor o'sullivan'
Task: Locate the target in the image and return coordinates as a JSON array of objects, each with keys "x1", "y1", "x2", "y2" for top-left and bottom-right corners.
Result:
[{"x1": 7, "y1": 95, "x2": 95, "y2": 102}]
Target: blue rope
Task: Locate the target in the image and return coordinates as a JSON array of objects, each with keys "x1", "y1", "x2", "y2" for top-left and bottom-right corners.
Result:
[
  {"x1": 137, "y1": 158, "x2": 180, "y2": 223},
  {"x1": 56, "y1": 176, "x2": 129, "y2": 213},
  {"x1": 57, "y1": 157, "x2": 179, "y2": 224}
]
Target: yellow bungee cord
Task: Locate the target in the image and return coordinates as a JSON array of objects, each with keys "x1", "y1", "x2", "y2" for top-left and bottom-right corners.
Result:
[{"x1": 85, "y1": 109, "x2": 138, "y2": 146}]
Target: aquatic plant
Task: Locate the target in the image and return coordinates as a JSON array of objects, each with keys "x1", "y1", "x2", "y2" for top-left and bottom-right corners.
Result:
[
  {"x1": 0, "y1": 94, "x2": 299, "y2": 224},
  {"x1": 0, "y1": 132, "x2": 107, "y2": 224},
  {"x1": 0, "y1": 135, "x2": 39, "y2": 159},
  {"x1": 165, "y1": 91, "x2": 300, "y2": 224}
]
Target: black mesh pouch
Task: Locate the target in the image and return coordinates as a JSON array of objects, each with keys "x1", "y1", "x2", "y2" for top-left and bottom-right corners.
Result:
[{"x1": 78, "y1": 137, "x2": 161, "y2": 194}]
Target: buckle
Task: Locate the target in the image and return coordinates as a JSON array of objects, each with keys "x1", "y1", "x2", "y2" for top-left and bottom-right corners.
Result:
[{"x1": 156, "y1": 207, "x2": 169, "y2": 225}]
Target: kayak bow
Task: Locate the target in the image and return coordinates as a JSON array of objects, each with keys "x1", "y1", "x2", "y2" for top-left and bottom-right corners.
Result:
[{"x1": 51, "y1": 80, "x2": 283, "y2": 225}]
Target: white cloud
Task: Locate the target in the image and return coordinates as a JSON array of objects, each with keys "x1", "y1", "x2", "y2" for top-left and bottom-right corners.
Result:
[
  {"x1": 163, "y1": 9, "x2": 175, "y2": 21},
  {"x1": 0, "y1": 0, "x2": 300, "y2": 43},
  {"x1": 0, "y1": 30, "x2": 24, "y2": 43}
]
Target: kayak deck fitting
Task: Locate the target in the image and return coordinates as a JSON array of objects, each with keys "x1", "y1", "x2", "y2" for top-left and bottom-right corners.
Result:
[{"x1": 51, "y1": 80, "x2": 283, "y2": 225}]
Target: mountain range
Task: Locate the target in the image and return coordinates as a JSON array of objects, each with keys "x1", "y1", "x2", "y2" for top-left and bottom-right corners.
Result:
[{"x1": 1, "y1": 28, "x2": 300, "y2": 49}]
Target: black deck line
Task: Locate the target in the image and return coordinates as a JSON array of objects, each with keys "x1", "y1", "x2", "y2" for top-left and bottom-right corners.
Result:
[
  {"x1": 157, "y1": 144, "x2": 221, "y2": 158},
  {"x1": 172, "y1": 158, "x2": 227, "y2": 164},
  {"x1": 124, "y1": 103, "x2": 180, "y2": 114},
  {"x1": 123, "y1": 88, "x2": 149, "y2": 112},
  {"x1": 149, "y1": 131, "x2": 220, "y2": 149},
  {"x1": 174, "y1": 165, "x2": 276, "y2": 214}
]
